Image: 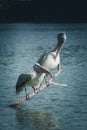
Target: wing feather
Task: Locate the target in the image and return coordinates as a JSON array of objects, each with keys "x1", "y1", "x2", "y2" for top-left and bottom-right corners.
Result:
[
  {"x1": 16, "y1": 73, "x2": 31, "y2": 93},
  {"x1": 37, "y1": 52, "x2": 48, "y2": 64}
]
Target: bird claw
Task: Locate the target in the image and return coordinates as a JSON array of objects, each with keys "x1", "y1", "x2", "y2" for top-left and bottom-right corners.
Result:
[
  {"x1": 34, "y1": 88, "x2": 40, "y2": 93},
  {"x1": 46, "y1": 81, "x2": 50, "y2": 87},
  {"x1": 45, "y1": 79, "x2": 50, "y2": 87},
  {"x1": 52, "y1": 75, "x2": 56, "y2": 79},
  {"x1": 26, "y1": 95, "x2": 30, "y2": 100}
]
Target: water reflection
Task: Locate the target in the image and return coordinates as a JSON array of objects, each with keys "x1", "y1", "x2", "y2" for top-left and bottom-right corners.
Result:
[{"x1": 14, "y1": 106, "x2": 61, "y2": 130}]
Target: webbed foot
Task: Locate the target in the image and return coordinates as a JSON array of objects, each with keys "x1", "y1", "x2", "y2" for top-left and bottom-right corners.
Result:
[
  {"x1": 31, "y1": 86, "x2": 40, "y2": 93},
  {"x1": 26, "y1": 94, "x2": 30, "y2": 100},
  {"x1": 25, "y1": 87, "x2": 30, "y2": 100}
]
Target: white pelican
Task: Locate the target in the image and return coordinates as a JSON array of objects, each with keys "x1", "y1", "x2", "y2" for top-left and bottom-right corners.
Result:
[
  {"x1": 34, "y1": 32, "x2": 67, "y2": 73},
  {"x1": 16, "y1": 32, "x2": 67, "y2": 98}
]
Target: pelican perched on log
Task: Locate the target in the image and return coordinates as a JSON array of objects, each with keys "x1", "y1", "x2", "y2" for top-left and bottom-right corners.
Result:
[
  {"x1": 34, "y1": 32, "x2": 67, "y2": 73},
  {"x1": 16, "y1": 32, "x2": 67, "y2": 98}
]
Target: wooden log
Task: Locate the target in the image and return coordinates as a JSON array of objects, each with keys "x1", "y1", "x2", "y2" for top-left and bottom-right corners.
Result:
[{"x1": 9, "y1": 69, "x2": 66, "y2": 107}]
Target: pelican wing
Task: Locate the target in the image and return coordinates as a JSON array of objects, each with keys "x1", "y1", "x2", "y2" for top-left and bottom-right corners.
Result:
[
  {"x1": 37, "y1": 52, "x2": 48, "y2": 65},
  {"x1": 16, "y1": 73, "x2": 31, "y2": 93}
]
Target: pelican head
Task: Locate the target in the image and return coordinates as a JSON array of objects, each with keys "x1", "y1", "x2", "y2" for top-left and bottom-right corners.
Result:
[
  {"x1": 57, "y1": 32, "x2": 67, "y2": 52},
  {"x1": 57, "y1": 32, "x2": 67, "y2": 43}
]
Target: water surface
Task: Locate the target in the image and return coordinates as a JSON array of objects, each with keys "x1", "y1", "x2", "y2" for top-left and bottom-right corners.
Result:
[{"x1": 0, "y1": 23, "x2": 87, "y2": 130}]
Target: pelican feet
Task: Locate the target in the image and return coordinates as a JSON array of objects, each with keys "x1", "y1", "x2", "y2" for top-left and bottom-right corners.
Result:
[
  {"x1": 31, "y1": 86, "x2": 40, "y2": 93},
  {"x1": 26, "y1": 94, "x2": 30, "y2": 100},
  {"x1": 35, "y1": 88, "x2": 40, "y2": 93},
  {"x1": 44, "y1": 76, "x2": 50, "y2": 87},
  {"x1": 25, "y1": 87, "x2": 30, "y2": 100}
]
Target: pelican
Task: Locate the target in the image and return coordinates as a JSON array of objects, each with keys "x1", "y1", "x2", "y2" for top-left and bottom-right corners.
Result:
[
  {"x1": 33, "y1": 32, "x2": 67, "y2": 75},
  {"x1": 16, "y1": 32, "x2": 67, "y2": 98}
]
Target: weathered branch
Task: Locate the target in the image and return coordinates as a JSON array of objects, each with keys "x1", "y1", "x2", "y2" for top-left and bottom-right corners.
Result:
[{"x1": 9, "y1": 69, "x2": 66, "y2": 107}]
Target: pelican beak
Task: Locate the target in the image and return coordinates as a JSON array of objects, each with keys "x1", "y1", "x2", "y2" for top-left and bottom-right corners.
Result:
[{"x1": 58, "y1": 40, "x2": 64, "y2": 51}]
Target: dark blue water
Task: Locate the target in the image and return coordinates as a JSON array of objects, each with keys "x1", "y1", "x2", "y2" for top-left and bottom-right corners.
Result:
[{"x1": 0, "y1": 23, "x2": 87, "y2": 130}]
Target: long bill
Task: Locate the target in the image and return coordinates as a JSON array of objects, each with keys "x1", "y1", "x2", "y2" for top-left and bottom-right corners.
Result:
[{"x1": 54, "y1": 41, "x2": 64, "y2": 59}]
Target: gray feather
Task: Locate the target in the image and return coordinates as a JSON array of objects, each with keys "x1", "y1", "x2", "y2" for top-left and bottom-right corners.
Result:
[
  {"x1": 37, "y1": 52, "x2": 48, "y2": 64},
  {"x1": 16, "y1": 73, "x2": 31, "y2": 93}
]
